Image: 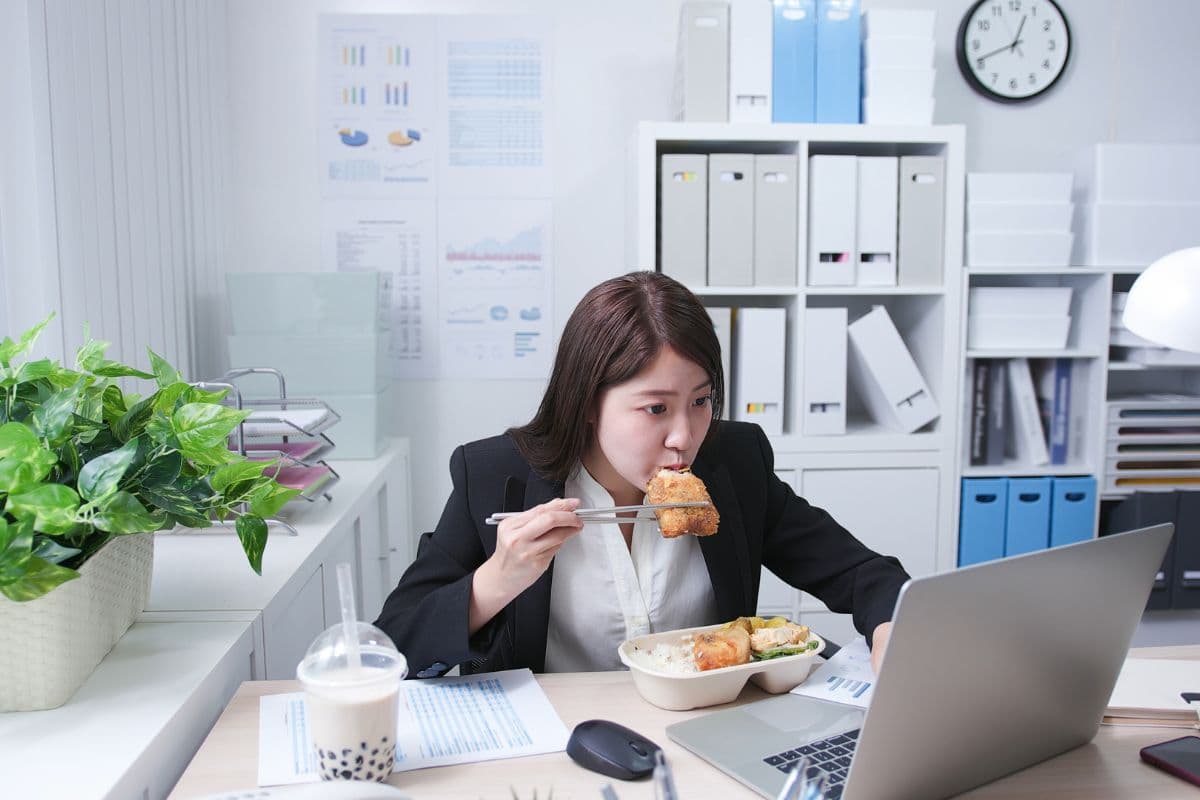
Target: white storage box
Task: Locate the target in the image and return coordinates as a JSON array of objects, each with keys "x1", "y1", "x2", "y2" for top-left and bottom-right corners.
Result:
[
  {"x1": 862, "y1": 95, "x2": 934, "y2": 125},
  {"x1": 970, "y1": 286, "x2": 1072, "y2": 316},
  {"x1": 1077, "y1": 203, "x2": 1200, "y2": 266},
  {"x1": 967, "y1": 231, "x2": 1074, "y2": 266},
  {"x1": 226, "y1": 271, "x2": 389, "y2": 335},
  {"x1": 323, "y1": 385, "x2": 392, "y2": 459},
  {"x1": 968, "y1": 314, "x2": 1071, "y2": 350},
  {"x1": 967, "y1": 202, "x2": 1073, "y2": 232},
  {"x1": 1083, "y1": 143, "x2": 1200, "y2": 204},
  {"x1": 863, "y1": 9, "x2": 935, "y2": 38},
  {"x1": 967, "y1": 173, "x2": 1073, "y2": 204},
  {"x1": 617, "y1": 623, "x2": 825, "y2": 711},
  {"x1": 863, "y1": 37, "x2": 934, "y2": 69},
  {"x1": 227, "y1": 333, "x2": 389, "y2": 395},
  {"x1": 863, "y1": 68, "x2": 936, "y2": 97}
]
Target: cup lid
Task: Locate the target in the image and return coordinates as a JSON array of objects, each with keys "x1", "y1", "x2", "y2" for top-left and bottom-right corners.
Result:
[{"x1": 297, "y1": 621, "x2": 407, "y2": 687}]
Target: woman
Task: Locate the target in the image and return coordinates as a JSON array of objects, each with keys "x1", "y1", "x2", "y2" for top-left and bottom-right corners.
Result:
[{"x1": 375, "y1": 271, "x2": 909, "y2": 678}]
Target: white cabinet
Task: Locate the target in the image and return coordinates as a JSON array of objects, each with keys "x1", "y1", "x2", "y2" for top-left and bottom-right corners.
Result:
[{"x1": 265, "y1": 564, "x2": 326, "y2": 679}]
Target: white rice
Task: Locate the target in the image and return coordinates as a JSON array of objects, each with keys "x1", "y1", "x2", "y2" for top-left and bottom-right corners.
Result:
[{"x1": 630, "y1": 635, "x2": 699, "y2": 674}]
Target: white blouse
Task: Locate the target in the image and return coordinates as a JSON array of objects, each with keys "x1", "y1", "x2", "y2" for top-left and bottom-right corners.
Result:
[{"x1": 543, "y1": 464, "x2": 720, "y2": 672}]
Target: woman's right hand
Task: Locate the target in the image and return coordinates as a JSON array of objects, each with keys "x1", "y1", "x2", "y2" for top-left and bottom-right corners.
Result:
[{"x1": 469, "y1": 498, "x2": 583, "y2": 634}]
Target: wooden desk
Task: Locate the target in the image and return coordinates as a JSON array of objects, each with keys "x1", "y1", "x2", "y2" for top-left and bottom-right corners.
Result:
[{"x1": 171, "y1": 646, "x2": 1200, "y2": 800}]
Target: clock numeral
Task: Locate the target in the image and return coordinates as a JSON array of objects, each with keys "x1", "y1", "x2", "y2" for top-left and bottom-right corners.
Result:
[
  {"x1": 1042, "y1": 58, "x2": 1051, "y2": 69},
  {"x1": 991, "y1": 4, "x2": 1002, "y2": 16},
  {"x1": 977, "y1": 19, "x2": 991, "y2": 31},
  {"x1": 1028, "y1": 72, "x2": 1037, "y2": 84},
  {"x1": 1047, "y1": 38, "x2": 1057, "y2": 51},
  {"x1": 1008, "y1": 0, "x2": 1021, "y2": 11},
  {"x1": 1043, "y1": 19, "x2": 1052, "y2": 31},
  {"x1": 976, "y1": 58, "x2": 985, "y2": 69},
  {"x1": 991, "y1": 73, "x2": 999, "y2": 84},
  {"x1": 1009, "y1": 77, "x2": 1018, "y2": 90},
  {"x1": 972, "y1": 38, "x2": 981, "y2": 51}
]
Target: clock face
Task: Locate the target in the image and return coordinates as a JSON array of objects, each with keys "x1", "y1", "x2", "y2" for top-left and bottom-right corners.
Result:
[{"x1": 956, "y1": 0, "x2": 1071, "y2": 102}]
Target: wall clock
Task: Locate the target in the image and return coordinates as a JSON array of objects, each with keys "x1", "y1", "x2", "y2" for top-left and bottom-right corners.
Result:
[{"x1": 956, "y1": 0, "x2": 1071, "y2": 103}]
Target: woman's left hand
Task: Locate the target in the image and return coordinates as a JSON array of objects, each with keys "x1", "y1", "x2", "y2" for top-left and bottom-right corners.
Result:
[{"x1": 869, "y1": 622, "x2": 892, "y2": 675}]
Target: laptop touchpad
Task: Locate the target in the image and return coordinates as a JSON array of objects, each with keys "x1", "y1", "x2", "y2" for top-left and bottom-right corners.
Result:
[{"x1": 743, "y1": 694, "x2": 864, "y2": 738}]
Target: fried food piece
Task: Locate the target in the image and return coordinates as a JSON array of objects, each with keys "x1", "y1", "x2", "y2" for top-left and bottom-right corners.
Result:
[
  {"x1": 749, "y1": 622, "x2": 810, "y2": 653},
  {"x1": 722, "y1": 616, "x2": 757, "y2": 636},
  {"x1": 645, "y1": 467, "x2": 719, "y2": 538},
  {"x1": 692, "y1": 626, "x2": 751, "y2": 671}
]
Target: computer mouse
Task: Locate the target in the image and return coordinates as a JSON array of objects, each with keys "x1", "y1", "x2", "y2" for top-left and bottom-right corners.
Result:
[{"x1": 566, "y1": 718, "x2": 662, "y2": 780}]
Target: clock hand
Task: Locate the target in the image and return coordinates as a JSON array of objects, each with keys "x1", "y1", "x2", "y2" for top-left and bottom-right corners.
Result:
[
  {"x1": 1010, "y1": 15, "x2": 1027, "y2": 54},
  {"x1": 975, "y1": 42, "x2": 1016, "y2": 64}
]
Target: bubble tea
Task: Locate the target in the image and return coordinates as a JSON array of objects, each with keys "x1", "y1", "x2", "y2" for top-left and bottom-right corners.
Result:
[{"x1": 297, "y1": 621, "x2": 407, "y2": 782}]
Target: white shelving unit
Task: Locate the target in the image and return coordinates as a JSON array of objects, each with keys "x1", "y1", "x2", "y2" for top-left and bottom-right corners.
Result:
[{"x1": 629, "y1": 122, "x2": 965, "y2": 645}]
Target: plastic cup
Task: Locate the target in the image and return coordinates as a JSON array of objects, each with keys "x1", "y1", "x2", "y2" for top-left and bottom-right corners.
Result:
[{"x1": 297, "y1": 621, "x2": 408, "y2": 782}]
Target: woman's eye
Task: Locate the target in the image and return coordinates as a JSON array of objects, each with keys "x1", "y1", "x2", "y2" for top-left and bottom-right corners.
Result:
[
  {"x1": 646, "y1": 403, "x2": 667, "y2": 416},
  {"x1": 692, "y1": 395, "x2": 711, "y2": 408}
]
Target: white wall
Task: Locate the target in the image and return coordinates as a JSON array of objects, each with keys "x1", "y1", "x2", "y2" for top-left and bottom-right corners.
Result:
[{"x1": 220, "y1": 0, "x2": 1200, "y2": 534}]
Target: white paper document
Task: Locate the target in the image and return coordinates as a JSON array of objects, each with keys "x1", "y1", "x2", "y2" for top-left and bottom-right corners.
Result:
[
  {"x1": 258, "y1": 668, "x2": 569, "y2": 787},
  {"x1": 790, "y1": 636, "x2": 876, "y2": 709},
  {"x1": 1106, "y1": 658, "x2": 1200, "y2": 721}
]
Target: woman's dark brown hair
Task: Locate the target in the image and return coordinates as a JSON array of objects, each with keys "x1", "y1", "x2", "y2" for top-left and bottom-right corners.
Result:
[{"x1": 508, "y1": 270, "x2": 724, "y2": 483}]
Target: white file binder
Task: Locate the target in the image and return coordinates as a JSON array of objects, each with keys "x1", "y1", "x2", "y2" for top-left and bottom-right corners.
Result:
[
  {"x1": 734, "y1": 307, "x2": 786, "y2": 435},
  {"x1": 1007, "y1": 358, "x2": 1051, "y2": 466},
  {"x1": 729, "y1": 0, "x2": 773, "y2": 123},
  {"x1": 803, "y1": 307, "x2": 847, "y2": 435},
  {"x1": 897, "y1": 155, "x2": 945, "y2": 286},
  {"x1": 847, "y1": 306, "x2": 939, "y2": 433},
  {"x1": 705, "y1": 305, "x2": 733, "y2": 416},
  {"x1": 856, "y1": 156, "x2": 898, "y2": 286},
  {"x1": 672, "y1": 2, "x2": 730, "y2": 121},
  {"x1": 660, "y1": 154, "x2": 709, "y2": 285},
  {"x1": 807, "y1": 155, "x2": 857, "y2": 285},
  {"x1": 753, "y1": 154, "x2": 798, "y2": 286},
  {"x1": 708, "y1": 154, "x2": 756, "y2": 286}
]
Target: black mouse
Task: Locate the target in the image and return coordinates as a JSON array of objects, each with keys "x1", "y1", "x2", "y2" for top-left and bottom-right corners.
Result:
[{"x1": 566, "y1": 719, "x2": 662, "y2": 780}]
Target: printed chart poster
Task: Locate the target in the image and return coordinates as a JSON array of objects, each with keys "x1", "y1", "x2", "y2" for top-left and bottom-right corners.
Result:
[
  {"x1": 437, "y1": 197, "x2": 552, "y2": 379},
  {"x1": 319, "y1": 15, "x2": 438, "y2": 195},
  {"x1": 321, "y1": 199, "x2": 438, "y2": 379}
]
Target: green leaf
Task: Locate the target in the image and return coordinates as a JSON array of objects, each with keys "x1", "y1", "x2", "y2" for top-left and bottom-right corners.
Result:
[
  {"x1": 31, "y1": 536, "x2": 81, "y2": 565},
  {"x1": 0, "y1": 459, "x2": 44, "y2": 494},
  {"x1": 185, "y1": 385, "x2": 229, "y2": 404},
  {"x1": 31, "y1": 382, "x2": 82, "y2": 445},
  {"x1": 139, "y1": 485, "x2": 209, "y2": 527},
  {"x1": 75, "y1": 337, "x2": 109, "y2": 372},
  {"x1": 235, "y1": 515, "x2": 268, "y2": 575},
  {"x1": 77, "y1": 437, "x2": 139, "y2": 501},
  {"x1": 0, "y1": 312, "x2": 54, "y2": 368},
  {"x1": 141, "y1": 450, "x2": 182, "y2": 488},
  {"x1": 15, "y1": 358, "x2": 56, "y2": 384},
  {"x1": 152, "y1": 382, "x2": 190, "y2": 415},
  {"x1": 247, "y1": 481, "x2": 301, "y2": 519},
  {"x1": 92, "y1": 490, "x2": 162, "y2": 534},
  {"x1": 0, "y1": 556, "x2": 80, "y2": 601},
  {"x1": 0, "y1": 421, "x2": 40, "y2": 459},
  {"x1": 144, "y1": 413, "x2": 177, "y2": 446},
  {"x1": 173, "y1": 403, "x2": 248, "y2": 465},
  {"x1": 91, "y1": 360, "x2": 155, "y2": 380},
  {"x1": 114, "y1": 395, "x2": 156, "y2": 442},
  {"x1": 211, "y1": 459, "x2": 268, "y2": 494},
  {"x1": 101, "y1": 384, "x2": 126, "y2": 424},
  {"x1": 6, "y1": 483, "x2": 81, "y2": 535},
  {"x1": 147, "y1": 348, "x2": 182, "y2": 388}
]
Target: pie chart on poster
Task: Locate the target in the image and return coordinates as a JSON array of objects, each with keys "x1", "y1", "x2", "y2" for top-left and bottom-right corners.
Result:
[{"x1": 338, "y1": 129, "x2": 368, "y2": 147}]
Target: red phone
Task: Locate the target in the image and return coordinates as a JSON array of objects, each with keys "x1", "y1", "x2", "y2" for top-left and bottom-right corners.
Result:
[{"x1": 1140, "y1": 735, "x2": 1200, "y2": 788}]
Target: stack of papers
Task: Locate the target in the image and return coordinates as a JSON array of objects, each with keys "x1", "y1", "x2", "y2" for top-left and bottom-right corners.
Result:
[
  {"x1": 258, "y1": 668, "x2": 569, "y2": 786},
  {"x1": 1104, "y1": 658, "x2": 1200, "y2": 728},
  {"x1": 242, "y1": 408, "x2": 333, "y2": 438},
  {"x1": 790, "y1": 637, "x2": 876, "y2": 710}
]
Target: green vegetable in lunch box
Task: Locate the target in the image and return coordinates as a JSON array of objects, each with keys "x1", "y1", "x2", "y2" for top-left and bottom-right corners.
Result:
[{"x1": 751, "y1": 639, "x2": 821, "y2": 661}]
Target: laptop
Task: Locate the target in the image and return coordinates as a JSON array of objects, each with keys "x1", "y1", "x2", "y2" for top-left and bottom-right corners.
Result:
[{"x1": 666, "y1": 523, "x2": 1175, "y2": 800}]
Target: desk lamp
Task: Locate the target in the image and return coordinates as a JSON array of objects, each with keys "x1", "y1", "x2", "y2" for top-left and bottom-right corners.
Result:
[{"x1": 1122, "y1": 247, "x2": 1200, "y2": 354}]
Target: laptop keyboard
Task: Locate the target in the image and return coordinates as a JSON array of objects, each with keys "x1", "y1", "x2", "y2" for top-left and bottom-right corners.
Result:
[{"x1": 763, "y1": 728, "x2": 859, "y2": 799}]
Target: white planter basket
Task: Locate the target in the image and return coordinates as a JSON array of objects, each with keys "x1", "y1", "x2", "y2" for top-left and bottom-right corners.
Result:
[{"x1": 0, "y1": 533, "x2": 153, "y2": 711}]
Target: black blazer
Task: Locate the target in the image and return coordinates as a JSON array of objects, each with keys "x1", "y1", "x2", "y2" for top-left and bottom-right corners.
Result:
[{"x1": 375, "y1": 421, "x2": 910, "y2": 679}]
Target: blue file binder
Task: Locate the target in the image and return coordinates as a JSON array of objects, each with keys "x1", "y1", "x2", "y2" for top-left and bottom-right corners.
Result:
[
  {"x1": 815, "y1": 0, "x2": 861, "y2": 123},
  {"x1": 1048, "y1": 476, "x2": 1097, "y2": 548},
  {"x1": 772, "y1": 0, "x2": 816, "y2": 122},
  {"x1": 959, "y1": 478, "x2": 1008, "y2": 567},
  {"x1": 1005, "y1": 477, "x2": 1053, "y2": 557}
]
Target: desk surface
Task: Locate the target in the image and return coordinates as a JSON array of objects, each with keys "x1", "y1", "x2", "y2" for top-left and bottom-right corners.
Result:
[{"x1": 171, "y1": 646, "x2": 1200, "y2": 800}]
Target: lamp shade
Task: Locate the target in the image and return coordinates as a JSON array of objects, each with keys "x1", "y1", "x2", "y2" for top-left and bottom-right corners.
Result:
[{"x1": 1122, "y1": 247, "x2": 1200, "y2": 354}]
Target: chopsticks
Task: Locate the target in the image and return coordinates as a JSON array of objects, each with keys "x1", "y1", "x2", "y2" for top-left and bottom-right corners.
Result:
[{"x1": 484, "y1": 501, "x2": 710, "y2": 526}]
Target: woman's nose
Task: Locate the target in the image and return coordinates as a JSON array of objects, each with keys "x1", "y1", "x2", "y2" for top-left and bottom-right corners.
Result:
[{"x1": 664, "y1": 411, "x2": 693, "y2": 451}]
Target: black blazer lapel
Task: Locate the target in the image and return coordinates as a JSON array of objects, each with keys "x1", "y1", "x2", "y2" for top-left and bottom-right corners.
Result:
[
  {"x1": 512, "y1": 469, "x2": 563, "y2": 673},
  {"x1": 691, "y1": 458, "x2": 755, "y2": 619}
]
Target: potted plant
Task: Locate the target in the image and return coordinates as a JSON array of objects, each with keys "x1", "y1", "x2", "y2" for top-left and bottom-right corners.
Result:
[{"x1": 0, "y1": 314, "x2": 299, "y2": 711}]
